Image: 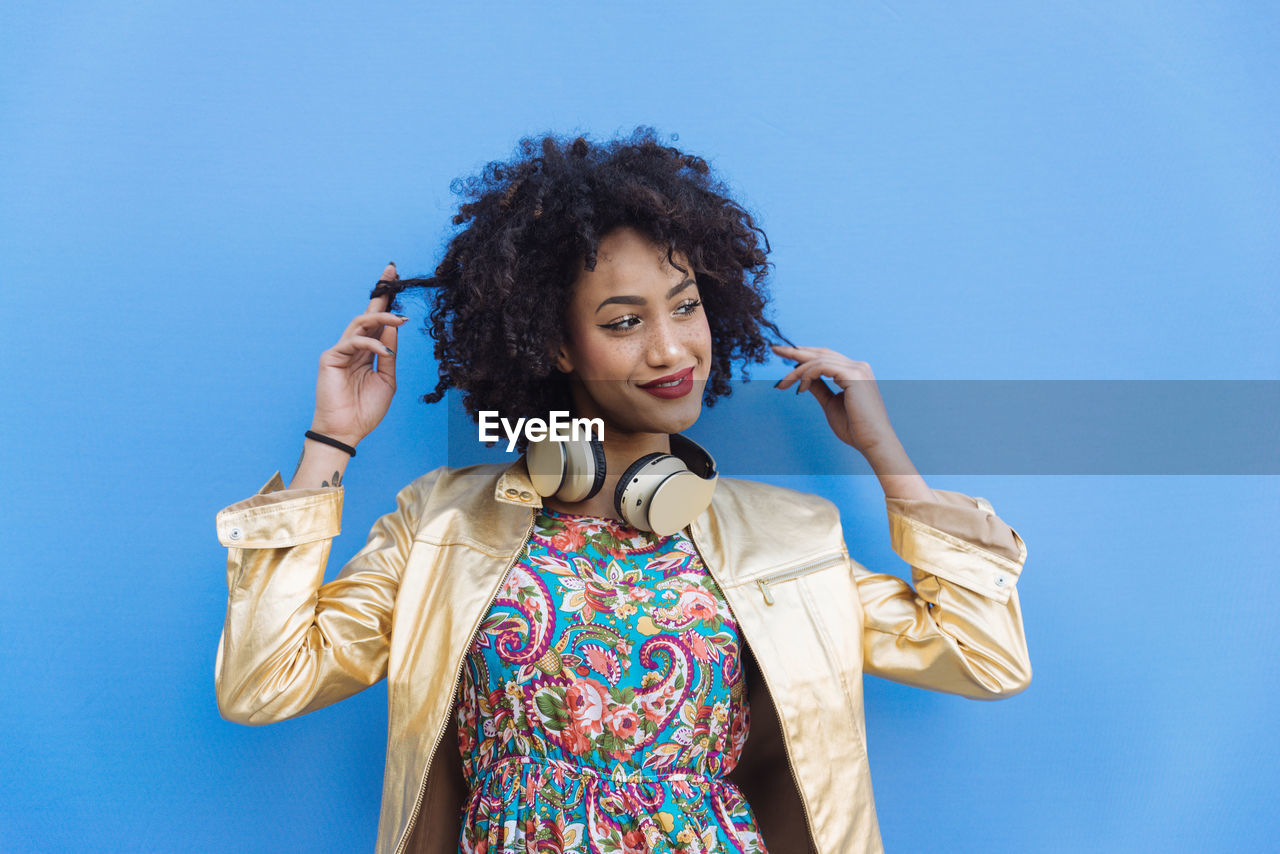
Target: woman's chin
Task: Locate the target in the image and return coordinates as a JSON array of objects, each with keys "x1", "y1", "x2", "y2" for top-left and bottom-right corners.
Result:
[
  {"x1": 596, "y1": 400, "x2": 701, "y2": 438},
  {"x1": 634, "y1": 401, "x2": 702, "y2": 436}
]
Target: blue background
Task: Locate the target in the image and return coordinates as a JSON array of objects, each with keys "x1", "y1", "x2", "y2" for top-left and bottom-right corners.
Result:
[{"x1": 2, "y1": 2, "x2": 1277, "y2": 851}]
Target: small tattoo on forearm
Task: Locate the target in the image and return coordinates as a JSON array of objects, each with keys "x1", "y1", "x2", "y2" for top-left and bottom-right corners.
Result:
[{"x1": 322, "y1": 470, "x2": 343, "y2": 488}]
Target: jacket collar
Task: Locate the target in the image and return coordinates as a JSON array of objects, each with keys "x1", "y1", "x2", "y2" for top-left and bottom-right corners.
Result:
[{"x1": 492, "y1": 455, "x2": 544, "y2": 509}]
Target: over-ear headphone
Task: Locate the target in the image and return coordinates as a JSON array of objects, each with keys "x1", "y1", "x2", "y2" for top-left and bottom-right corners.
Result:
[{"x1": 525, "y1": 433, "x2": 718, "y2": 536}]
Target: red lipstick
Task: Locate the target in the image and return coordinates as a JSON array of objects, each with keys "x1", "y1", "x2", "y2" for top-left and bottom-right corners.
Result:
[{"x1": 638, "y1": 366, "x2": 695, "y2": 399}]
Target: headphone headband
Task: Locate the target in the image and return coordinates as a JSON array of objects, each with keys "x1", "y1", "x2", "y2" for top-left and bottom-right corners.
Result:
[{"x1": 668, "y1": 432, "x2": 717, "y2": 479}]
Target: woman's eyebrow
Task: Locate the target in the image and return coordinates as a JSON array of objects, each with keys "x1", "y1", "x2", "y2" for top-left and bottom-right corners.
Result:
[{"x1": 595, "y1": 277, "x2": 696, "y2": 314}]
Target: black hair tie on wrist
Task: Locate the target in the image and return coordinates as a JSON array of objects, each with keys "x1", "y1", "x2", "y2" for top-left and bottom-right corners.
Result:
[{"x1": 305, "y1": 430, "x2": 357, "y2": 457}]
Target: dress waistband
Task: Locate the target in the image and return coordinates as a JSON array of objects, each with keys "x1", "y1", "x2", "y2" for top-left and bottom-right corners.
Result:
[{"x1": 474, "y1": 753, "x2": 733, "y2": 787}]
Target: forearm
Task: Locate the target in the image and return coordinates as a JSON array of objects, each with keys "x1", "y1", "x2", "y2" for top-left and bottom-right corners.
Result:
[
  {"x1": 863, "y1": 437, "x2": 934, "y2": 501},
  {"x1": 288, "y1": 437, "x2": 353, "y2": 489}
]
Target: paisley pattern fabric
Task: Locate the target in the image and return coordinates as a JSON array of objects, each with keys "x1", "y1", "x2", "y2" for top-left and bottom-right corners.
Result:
[{"x1": 454, "y1": 506, "x2": 768, "y2": 854}]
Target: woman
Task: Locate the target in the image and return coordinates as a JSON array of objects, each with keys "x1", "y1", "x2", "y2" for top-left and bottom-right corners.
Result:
[{"x1": 214, "y1": 128, "x2": 1031, "y2": 854}]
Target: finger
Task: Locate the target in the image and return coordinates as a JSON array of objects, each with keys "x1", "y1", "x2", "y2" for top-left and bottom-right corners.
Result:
[
  {"x1": 344, "y1": 311, "x2": 409, "y2": 339},
  {"x1": 774, "y1": 360, "x2": 836, "y2": 403},
  {"x1": 776, "y1": 357, "x2": 830, "y2": 390},
  {"x1": 797, "y1": 369, "x2": 836, "y2": 404},
  {"x1": 773, "y1": 344, "x2": 851, "y2": 376},
  {"x1": 772, "y1": 349, "x2": 821, "y2": 388},
  {"x1": 376, "y1": 323, "x2": 397, "y2": 383},
  {"x1": 770, "y1": 343, "x2": 821, "y2": 365},
  {"x1": 342, "y1": 314, "x2": 407, "y2": 356},
  {"x1": 333, "y1": 334, "x2": 395, "y2": 360},
  {"x1": 798, "y1": 360, "x2": 863, "y2": 397},
  {"x1": 791, "y1": 360, "x2": 834, "y2": 393},
  {"x1": 773, "y1": 364, "x2": 806, "y2": 389},
  {"x1": 807, "y1": 378, "x2": 835, "y2": 405},
  {"x1": 777, "y1": 356, "x2": 840, "y2": 387},
  {"x1": 367, "y1": 262, "x2": 399, "y2": 314},
  {"x1": 786, "y1": 361, "x2": 835, "y2": 402}
]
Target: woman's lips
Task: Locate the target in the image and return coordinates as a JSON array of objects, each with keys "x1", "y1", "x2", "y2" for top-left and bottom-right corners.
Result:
[{"x1": 638, "y1": 366, "x2": 695, "y2": 399}]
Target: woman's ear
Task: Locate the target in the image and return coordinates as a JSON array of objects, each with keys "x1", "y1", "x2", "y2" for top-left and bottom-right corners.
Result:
[{"x1": 553, "y1": 344, "x2": 574, "y2": 375}]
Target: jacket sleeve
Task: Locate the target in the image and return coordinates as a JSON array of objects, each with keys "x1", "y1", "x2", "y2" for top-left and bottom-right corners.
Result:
[
  {"x1": 852, "y1": 488, "x2": 1031, "y2": 700},
  {"x1": 212, "y1": 468, "x2": 442, "y2": 725}
]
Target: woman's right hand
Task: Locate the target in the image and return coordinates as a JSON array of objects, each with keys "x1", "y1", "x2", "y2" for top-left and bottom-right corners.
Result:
[{"x1": 309, "y1": 262, "x2": 409, "y2": 447}]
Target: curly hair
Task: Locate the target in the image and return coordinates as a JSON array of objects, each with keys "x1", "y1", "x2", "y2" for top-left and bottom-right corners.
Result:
[{"x1": 371, "y1": 125, "x2": 793, "y2": 453}]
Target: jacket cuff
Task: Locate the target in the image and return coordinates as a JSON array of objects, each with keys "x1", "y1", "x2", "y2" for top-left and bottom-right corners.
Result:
[
  {"x1": 215, "y1": 470, "x2": 344, "y2": 548},
  {"x1": 885, "y1": 488, "x2": 1027, "y2": 603}
]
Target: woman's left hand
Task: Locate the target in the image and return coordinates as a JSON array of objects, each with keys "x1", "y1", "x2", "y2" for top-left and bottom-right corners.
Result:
[{"x1": 771, "y1": 344, "x2": 902, "y2": 458}]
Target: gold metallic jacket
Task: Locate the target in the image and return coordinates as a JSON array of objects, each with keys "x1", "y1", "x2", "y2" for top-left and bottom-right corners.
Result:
[{"x1": 214, "y1": 457, "x2": 1030, "y2": 854}]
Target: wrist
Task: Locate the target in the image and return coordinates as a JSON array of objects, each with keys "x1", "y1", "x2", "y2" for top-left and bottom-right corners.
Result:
[
  {"x1": 860, "y1": 439, "x2": 936, "y2": 501},
  {"x1": 305, "y1": 429, "x2": 359, "y2": 457},
  {"x1": 860, "y1": 435, "x2": 907, "y2": 472},
  {"x1": 290, "y1": 440, "x2": 352, "y2": 490},
  {"x1": 302, "y1": 436, "x2": 355, "y2": 459},
  {"x1": 307, "y1": 424, "x2": 362, "y2": 450}
]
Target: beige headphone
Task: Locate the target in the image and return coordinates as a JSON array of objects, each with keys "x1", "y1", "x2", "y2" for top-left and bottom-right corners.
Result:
[{"x1": 525, "y1": 432, "x2": 718, "y2": 536}]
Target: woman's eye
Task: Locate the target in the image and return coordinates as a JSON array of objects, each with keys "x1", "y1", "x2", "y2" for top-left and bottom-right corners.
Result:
[
  {"x1": 599, "y1": 299, "x2": 700, "y2": 332},
  {"x1": 601, "y1": 315, "x2": 640, "y2": 331}
]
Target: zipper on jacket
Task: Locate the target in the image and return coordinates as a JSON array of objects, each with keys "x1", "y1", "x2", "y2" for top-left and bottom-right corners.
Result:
[
  {"x1": 754, "y1": 552, "x2": 845, "y2": 606},
  {"x1": 393, "y1": 510, "x2": 537, "y2": 854},
  {"x1": 685, "y1": 525, "x2": 823, "y2": 851}
]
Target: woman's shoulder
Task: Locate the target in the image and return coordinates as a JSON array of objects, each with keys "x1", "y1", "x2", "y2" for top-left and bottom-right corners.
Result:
[
  {"x1": 713, "y1": 476, "x2": 841, "y2": 522},
  {"x1": 397, "y1": 462, "x2": 511, "y2": 500}
]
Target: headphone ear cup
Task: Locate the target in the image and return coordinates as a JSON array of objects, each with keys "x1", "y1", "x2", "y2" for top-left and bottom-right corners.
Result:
[
  {"x1": 558, "y1": 436, "x2": 607, "y2": 502},
  {"x1": 646, "y1": 469, "x2": 718, "y2": 537},
  {"x1": 613, "y1": 452, "x2": 667, "y2": 526},
  {"x1": 584, "y1": 436, "x2": 607, "y2": 500},
  {"x1": 526, "y1": 434, "x2": 567, "y2": 497}
]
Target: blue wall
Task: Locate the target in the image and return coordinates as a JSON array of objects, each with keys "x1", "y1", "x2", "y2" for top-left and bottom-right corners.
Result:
[{"x1": 2, "y1": 2, "x2": 1277, "y2": 851}]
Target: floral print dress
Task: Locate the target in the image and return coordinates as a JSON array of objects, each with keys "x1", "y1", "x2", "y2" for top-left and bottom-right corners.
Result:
[{"x1": 454, "y1": 506, "x2": 769, "y2": 854}]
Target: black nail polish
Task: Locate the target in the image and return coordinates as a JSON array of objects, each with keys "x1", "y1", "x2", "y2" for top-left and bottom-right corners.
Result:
[{"x1": 773, "y1": 380, "x2": 783, "y2": 388}]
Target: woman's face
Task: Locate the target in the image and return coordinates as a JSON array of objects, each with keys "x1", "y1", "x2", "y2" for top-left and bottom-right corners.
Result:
[{"x1": 555, "y1": 226, "x2": 712, "y2": 437}]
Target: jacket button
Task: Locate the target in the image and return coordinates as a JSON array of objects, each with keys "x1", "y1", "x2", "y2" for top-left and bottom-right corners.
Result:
[
  {"x1": 228, "y1": 526, "x2": 243, "y2": 541},
  {"x1": 519, "y1": 491, "x2": 533, "y2": 501},
  {"x1": 505, "y1": 487, "x2": 519, "y2": 497},
  {"x1": 994, "y1": 574, "x2": 1008, "y2": 587}
]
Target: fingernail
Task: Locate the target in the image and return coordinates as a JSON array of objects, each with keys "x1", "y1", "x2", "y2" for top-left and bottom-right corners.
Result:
[
  {"x1": 385, "y1": 347, "x2": 395, "y2": 355},
  {"x1": 795, "y1": 384, "x2": 803, "y2": 394},
  {"x1": 395, "y1": 314, "x2": 409, "y2": 320},
  {"x1": 773, "y1": 380, "x2": 783, "y2": 388}
]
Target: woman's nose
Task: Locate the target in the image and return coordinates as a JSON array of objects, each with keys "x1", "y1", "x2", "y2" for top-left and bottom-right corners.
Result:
[{"x1": 646, "y1": 316, "x2": 683, "y2": 366}]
